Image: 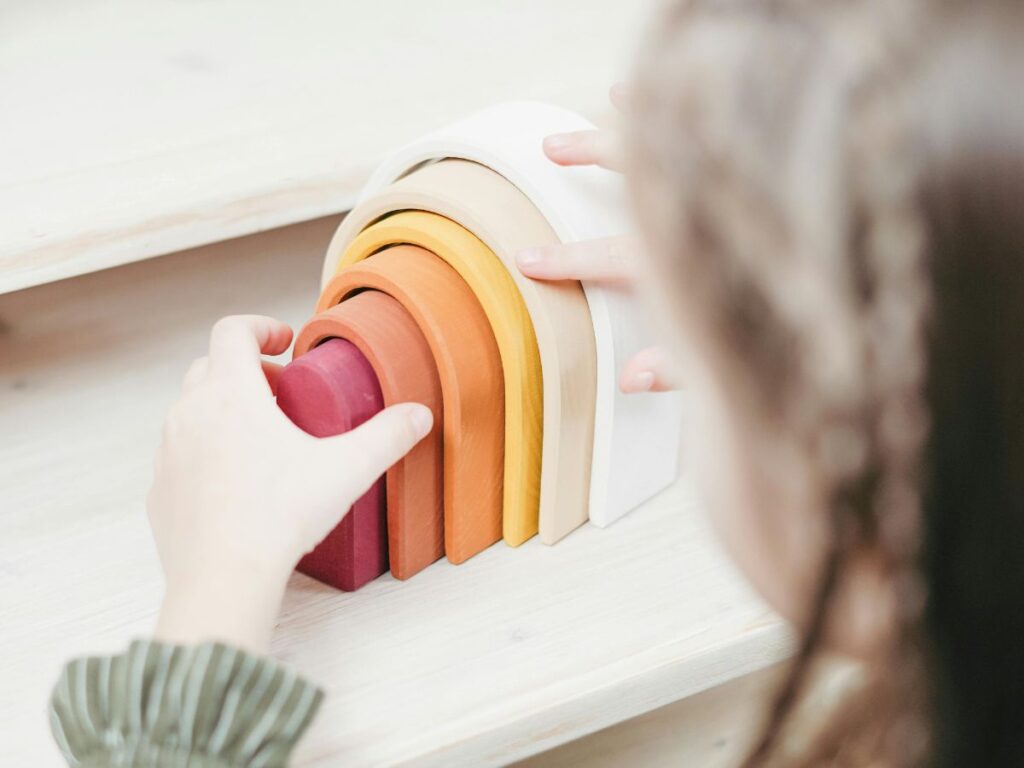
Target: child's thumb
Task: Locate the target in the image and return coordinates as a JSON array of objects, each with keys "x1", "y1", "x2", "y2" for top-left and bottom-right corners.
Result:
[{"x1": 316, "y1": 403, "x2": 433, "y2": 502}]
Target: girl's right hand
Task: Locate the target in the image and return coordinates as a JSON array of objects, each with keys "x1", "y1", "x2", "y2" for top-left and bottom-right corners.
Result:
[{"x1": 148, "y1": 315, "x2": 432, "y2": 652}]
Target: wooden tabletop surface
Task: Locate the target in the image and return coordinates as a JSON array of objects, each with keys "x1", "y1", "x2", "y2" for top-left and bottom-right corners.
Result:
[
  {"x1": 0, "y1": 0, "x2": 656, "y2": 294},
  {"x1": 0, "y1": 216, "x2": 790, "y2": 766}
]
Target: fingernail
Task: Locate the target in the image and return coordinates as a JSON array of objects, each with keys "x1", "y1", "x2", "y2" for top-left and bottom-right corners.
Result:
[
  {"x1": 408, "y1": 404, "x2": 433, "y2": 439},
  {"x1": 543, "y1": 133, "x2": 572, "y2": 152},
  {"x1": 610, "y1": 82, "x2": 630, "y2": 104},
  {"x1": 517, "y1": 248, "x2": 544, "y2": 268},
  {"x1": 630, "y1": 371, "x2": 655, "y2": 392}
]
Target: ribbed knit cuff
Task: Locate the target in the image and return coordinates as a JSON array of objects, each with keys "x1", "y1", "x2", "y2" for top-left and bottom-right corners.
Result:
[{"x1": 49, "y1": 640, "x2": 323, "y2": 768}]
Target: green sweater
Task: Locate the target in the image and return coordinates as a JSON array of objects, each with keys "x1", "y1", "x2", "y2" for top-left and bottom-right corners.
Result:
[{"x1": 48, "y1": 640, "x2": 323, "y2": 768}]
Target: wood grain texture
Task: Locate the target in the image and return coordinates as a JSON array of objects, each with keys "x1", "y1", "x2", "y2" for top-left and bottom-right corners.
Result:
[
  {"x1": 329, "y1": 210, "x2": 543, "y2": 547},
  {"x1": 515, "y1": 663, "x2": 783, "y2": 768},
  {"x1": 324, "y1": 159, "x2": 597, "y2": 545},
  {"x1": 294, "y1": 292, "x2": 445, "y2": 581},
  {"x1": 319, "y1": 247, "x2": 505, "y2": 564},
  {"x1": 0, "y1": 1, "x2": 660, "y2": 294},
  {"x1": 278, "y1": 339, "x2": 388, "y2": 591},
  {"x1": 0, "y1": 218, "x2": 790, "y2": 767},
  {"x1": 518, "y1": 658, "x2": 862, "y2": 768}
]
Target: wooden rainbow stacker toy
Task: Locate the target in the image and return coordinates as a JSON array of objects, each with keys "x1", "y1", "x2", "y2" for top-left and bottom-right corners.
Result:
[{"x1": 278, "y1": 102, "x2": 685, "y2": 591}]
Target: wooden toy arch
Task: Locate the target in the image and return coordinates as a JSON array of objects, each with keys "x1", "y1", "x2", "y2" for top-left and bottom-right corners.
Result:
[
  {"x1": 293, "y1": 291, "x2": 445, "y2": 580},
  {"x1": 323, "y1": 102, "x2": 683, "y2": 530},
  {"x1": 282, "y1": 102, "x2": 686, "y2": 591},
  {"x1": 321, "y1": 246, "x2": 505, "y2": 564},
  {"x1": 325, "y1": 159, "x2": 596, "y2": 544}
]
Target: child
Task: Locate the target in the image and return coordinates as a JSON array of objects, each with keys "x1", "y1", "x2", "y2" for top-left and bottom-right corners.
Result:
[{"x1": 50, "y1": 0, "x2": 1024, "y2": 765}]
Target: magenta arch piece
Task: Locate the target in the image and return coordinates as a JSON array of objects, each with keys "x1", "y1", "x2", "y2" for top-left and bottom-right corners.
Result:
[{"x1": 277, "y1": 338, "x2": 387, "y2": 591}]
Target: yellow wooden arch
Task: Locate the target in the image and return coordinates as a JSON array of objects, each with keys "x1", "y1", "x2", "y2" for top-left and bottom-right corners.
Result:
[{"x1": 332, "y1": 210, "x2": 543, "y2": 546}]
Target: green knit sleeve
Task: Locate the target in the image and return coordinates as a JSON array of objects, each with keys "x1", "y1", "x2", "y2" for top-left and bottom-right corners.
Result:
[{"x1": 48, "y1": 639, "x2": 323, "y2": 768}]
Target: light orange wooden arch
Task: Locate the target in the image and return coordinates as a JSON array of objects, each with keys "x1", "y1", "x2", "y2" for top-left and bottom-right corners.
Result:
[{"x1": 319, "y1": 246, "x2": 505, "y2": 564}]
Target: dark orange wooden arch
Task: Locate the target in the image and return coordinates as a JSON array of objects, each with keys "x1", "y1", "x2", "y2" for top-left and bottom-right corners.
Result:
[{"x1": 294, "y1": 290, "x2": 444, "y2": 580}]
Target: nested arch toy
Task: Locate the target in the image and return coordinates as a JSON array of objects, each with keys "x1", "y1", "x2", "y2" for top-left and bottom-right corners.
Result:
[
  {"x1": 278, "y1": 102, "x2": 684, "y2": 591},
  {"x1": 327, "y1": 159, "x2": 595, "y2": 546}
]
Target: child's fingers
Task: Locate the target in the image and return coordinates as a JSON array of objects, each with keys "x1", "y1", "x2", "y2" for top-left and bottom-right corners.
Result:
[
  {"x1": 619, "y1": 346, "x2": 681, "y2": 393},
  {"x1": 262, "y1": 361, "x2": 286, "y2": 396},
  {"x1": 207, "y1": 315, "x2": 293, "y2": 381},
  {"x1": 517, "y1": 236, "x2": 639, "y2": 286},
  {"x1": 542, "y1": 130, "x2": 624, "y2": 171},
  {"x1": 315, "y1": 403, "x2": 433, "y2": 503}
]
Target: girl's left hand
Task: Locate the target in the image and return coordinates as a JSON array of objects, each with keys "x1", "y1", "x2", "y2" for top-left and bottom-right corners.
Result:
[
  {"x1": 148, "y1": 315, "x2": 432, "y2": 653},
  {"x1": 515, "y1": 85, "x2": 680, "y2": 394}
]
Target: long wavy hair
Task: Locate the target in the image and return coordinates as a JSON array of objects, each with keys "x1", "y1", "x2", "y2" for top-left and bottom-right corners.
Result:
[{"x1": 627, "y1": 1, "x2": 1024, "y2": 764}]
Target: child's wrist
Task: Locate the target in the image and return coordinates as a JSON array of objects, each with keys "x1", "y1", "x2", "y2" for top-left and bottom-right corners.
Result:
[{"x1": 155, "y1": 562, "x2": 290, "y2": 654}]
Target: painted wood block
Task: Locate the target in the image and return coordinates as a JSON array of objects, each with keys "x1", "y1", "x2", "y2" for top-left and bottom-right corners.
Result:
[
  {"x1": 319, "y1": 246, "x2": 505, "y2": 564},
  {"x1": 277, "y1": 338, "x2": 387, "y2": 591},
  {"x1": 328, "y1": 209, "x2": 542, "y2": 547},
  {"x1": 294, "y1": 291, "x2": 444, "y2": 581},
  {"x1": 324, "y1": 159, "x2": 597, "y2": 545},
  {"x1": 323, "y1": 102, "x2": 685, "y2": 528}
]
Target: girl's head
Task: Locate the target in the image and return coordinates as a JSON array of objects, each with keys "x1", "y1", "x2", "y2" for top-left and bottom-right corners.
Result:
[{"x1": 626, "y1": 0, "x2": 1024, "y2": 764}]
